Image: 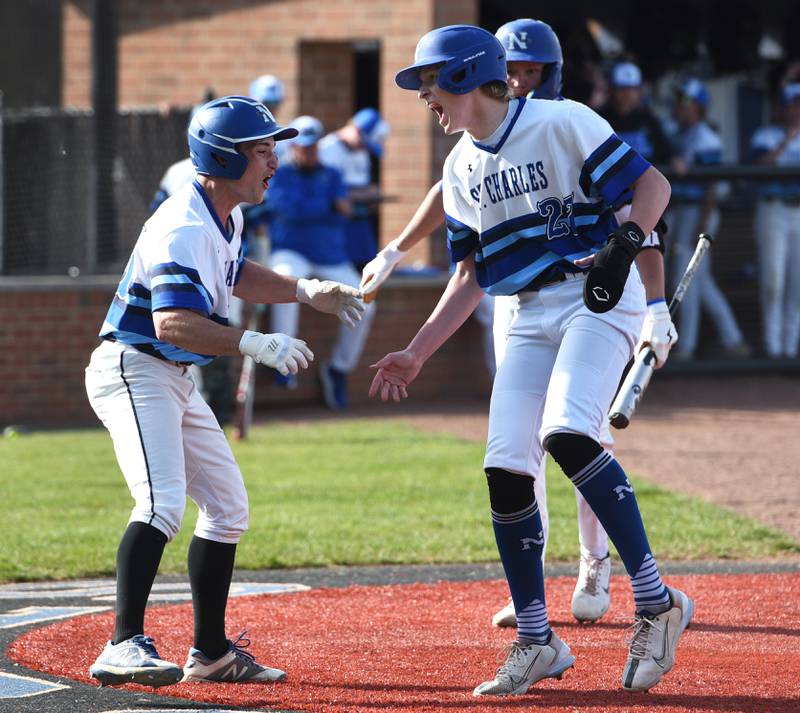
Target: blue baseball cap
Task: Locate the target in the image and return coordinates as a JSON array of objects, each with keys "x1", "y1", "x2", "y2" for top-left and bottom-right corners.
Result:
[
  {"x1": 611, "y1": 62, "x2": 642, "y2": 88},
  {"x1": 291, "y1": 115, "x2": 324, "y2": 147},
  {"x1": 352, "y1": 108, "x2": 389, "y2": 157},
  {"x1": 781, "y1": 83, "x2": 800, "y2": 105},
  {"x1": 248, "y1": 74, "x2": 285, "y2": 106},
  {"x1": 677, "y1": 78, "x2": 709, "y2": 107}
]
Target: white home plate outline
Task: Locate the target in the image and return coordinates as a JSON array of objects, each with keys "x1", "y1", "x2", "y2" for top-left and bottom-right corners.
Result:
[
  {"x1": 0, "y1": 606, "x2": 110, "y2": 629},
  {"x1": 0, "y1": 671, "x2": 69, "y2": 698},
  {"x1": 0, "y1": 581, "x2": 311, "y2": 602}
]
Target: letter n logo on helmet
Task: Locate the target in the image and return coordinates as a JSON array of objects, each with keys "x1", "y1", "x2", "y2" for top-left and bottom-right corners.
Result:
[{"x1": 507, "y1": 31, "x2": 529, "y2": 51}]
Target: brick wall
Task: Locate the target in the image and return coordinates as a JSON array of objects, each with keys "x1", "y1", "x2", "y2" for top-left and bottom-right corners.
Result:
[
  {"x1": 0, "y1": 278, "x2": 491, "y2": 429},
  {"x1": 61, "y1": 0, "x2": 478, "y2": 268}
]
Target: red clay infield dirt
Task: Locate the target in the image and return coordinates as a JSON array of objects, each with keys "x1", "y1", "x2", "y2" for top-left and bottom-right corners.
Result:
[{"x1": 9, "y1": 572, "x2": 799, "y2": 712}]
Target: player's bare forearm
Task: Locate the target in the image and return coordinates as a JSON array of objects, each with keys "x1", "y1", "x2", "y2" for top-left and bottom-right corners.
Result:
[
  {"x1": 233, "y1": 258, "x2": 298, "y2": 304},
  {"x1": 153, "y1": 308, "x2": 245, "y2": 356},
  {"x1": 406, "y1": 255, "x2": 485, "y2": 363},
  {"x1": 395, "y1": 181, "x2": 445, "y2": 252},
  {"x1": 628, "y1": 167, "x2": 671, "y2": 235},
  {"x1": 635, "y1": 249, "x2": 666, "y2": 303}
]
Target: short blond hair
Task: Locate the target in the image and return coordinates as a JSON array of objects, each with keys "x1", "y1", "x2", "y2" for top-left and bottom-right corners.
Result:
[{"x1": 480, "y1": 80, "x2": 512, "y2": 102}]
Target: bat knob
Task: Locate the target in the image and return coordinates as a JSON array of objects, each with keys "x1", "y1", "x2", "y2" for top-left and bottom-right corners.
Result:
[
  {"x1": 609, "y1": 412, "x2": 629, "y2": 430},
  {"x1": 698, "y1": 232, "x2": 714, "y2": 244}
]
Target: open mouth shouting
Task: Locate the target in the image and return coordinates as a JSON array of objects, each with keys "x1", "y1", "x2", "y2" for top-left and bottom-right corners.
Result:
[{"x1": 428, "y1": 101, "x2": 445, "y2": 126}]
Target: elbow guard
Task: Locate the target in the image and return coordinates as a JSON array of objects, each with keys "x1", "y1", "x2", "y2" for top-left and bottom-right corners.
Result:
[{"x1": 583, "y1": 221, "x2": 646, "y2": 313}]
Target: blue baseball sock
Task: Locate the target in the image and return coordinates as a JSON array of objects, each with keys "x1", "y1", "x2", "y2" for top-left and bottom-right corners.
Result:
[
  {"x1": 491, "y1": 499, "x2": 550, "y2": 644},
  {"x1": 570, "y1": 451, "x2": 670, "y2": 613}
]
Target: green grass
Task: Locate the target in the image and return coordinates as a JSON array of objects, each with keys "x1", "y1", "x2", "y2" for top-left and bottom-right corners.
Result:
[{"x1": 1, "y1": 420, "x2": 797, "y2": 582}]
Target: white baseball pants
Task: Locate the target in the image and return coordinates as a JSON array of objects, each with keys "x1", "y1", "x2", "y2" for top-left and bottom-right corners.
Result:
[
  {"x1": 85, "y1": 340, "x2": 249, "y2": 544},
  {"x1": 754, "y1": 199, "x2": 800, "y2": 357},
  {"x1": 485, "y1": 268, "x2": 643, "y2": 502},
  {"x1": 270, "y1": 250, "x2": 376, "y2": 373},
  {"x1": 669, "y1": 204, "x2": 744, "y2": 356},
  {"x1": 491, "y1": 287, "x2": 615, "y2": 560}
]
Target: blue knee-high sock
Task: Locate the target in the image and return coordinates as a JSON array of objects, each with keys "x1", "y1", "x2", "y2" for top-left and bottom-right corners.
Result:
[
  {"x1": 492, "y1": 500, "x2": 550, "y2": 644},
  {"x1": 570, "y1": 452, "x2": 669, "y2": 613}
]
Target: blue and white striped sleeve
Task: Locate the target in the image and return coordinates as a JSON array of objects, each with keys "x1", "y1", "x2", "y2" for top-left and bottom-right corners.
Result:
[
  {"x1": 572, "y1": 103, "x2": 651, "y2": 206},
  {"x1": 149, "y1": 229, "x2": 215, "y2": 314},
  {"x1": 445, "y1": 213, "x2": 479, "y2": 263}
]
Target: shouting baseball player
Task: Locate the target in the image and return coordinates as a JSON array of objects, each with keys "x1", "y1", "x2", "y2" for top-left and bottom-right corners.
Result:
[
  {"x1": 85, "y1": 96, "x2": 364, "y2": 688},
  {"x1": 370, "y1": 25, "x2": 693, "y2": 695},
  {"x1": 360, "y1": 18, "x2": 677, "y2": 630}
]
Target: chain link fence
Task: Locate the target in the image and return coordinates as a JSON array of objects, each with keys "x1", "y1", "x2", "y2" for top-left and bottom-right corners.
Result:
[{"x1": 1, "y1": 102, "x2": 190, "y2": 276}]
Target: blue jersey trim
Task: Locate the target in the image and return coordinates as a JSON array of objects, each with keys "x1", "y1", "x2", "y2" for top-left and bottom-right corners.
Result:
[
  {"x1": 472, "y1": 98, "x2": 526, "y2": 155},
  {"x1": 192, "y1": 180, "x2": 233, "y2": 244}
]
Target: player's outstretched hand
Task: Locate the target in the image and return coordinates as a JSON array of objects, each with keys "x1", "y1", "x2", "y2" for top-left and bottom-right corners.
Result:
[
  {"x1": 360, "y1": 244, "x2": 407, "y2": 300},
  {"x1": 239, "y1": 330, "x2": 314, "y2": 376},
  {"x1": 368, "y1": 349, "x2": 421, "y2": 402},
  {"x1": 635, "y1": 299, "x2": 677, "y2": 368},
  {"x1": 296, "y1": 278, "x2": 365, "y2": 328}
]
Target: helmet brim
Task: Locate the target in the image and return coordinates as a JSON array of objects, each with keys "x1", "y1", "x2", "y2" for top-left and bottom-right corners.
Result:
[{"x1": 394, "y1": 55, "x2": 450, "y2": 90}]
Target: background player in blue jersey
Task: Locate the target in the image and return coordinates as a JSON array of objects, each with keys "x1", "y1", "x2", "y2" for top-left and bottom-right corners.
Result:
[
  {"x1": 84, "y1": 96, "x2": 364, "y2": 688},
  {"x1": 360, "y1": 18, "x2": 677, "y2": 630},
  {"x1": 370, "y1": 25, "x2": 692, "y2": 697},
  {"x1": 668, "y1": 78, "x2": 749, "y2": 360},
  {"x1": 266, "y1": 115, "x2": 377, "y2": 409},
  {"x1": 318, "y1": 108, "x2": 390, "y2": 272},
  {"x1": 751, "y1": 80, "x2": 800, "y2": 358},
  {"x1": 599, "y1": 62, "x2": 674, "y2": 167}
]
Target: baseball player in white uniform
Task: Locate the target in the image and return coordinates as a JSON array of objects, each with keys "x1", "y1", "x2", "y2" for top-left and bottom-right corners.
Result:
[
  {"x1": 360, "y1": 18, "x2": 676, "y2": 630},
  {"x1": 85, "y1": 96, "x2": 363, "y2": 688},
  {"x1": 751, "y1": 82, "x2": 800, "y2": 358},
  {"x1": 371, "y1": 25, "x2": 693, "y2": 696},
  {"x1": 668, "y1": 78, "x2": 749, "y2": 359}
]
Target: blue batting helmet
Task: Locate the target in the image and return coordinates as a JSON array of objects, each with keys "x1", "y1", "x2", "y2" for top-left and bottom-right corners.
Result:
[
  {"x1": 395, "y1": 25, "x2": 507, "y2": 95},
  {"x1": 188, "y1": 96, "x2": 298, "y2": 180},
  {"x1": 495, "y1": 19, "x2": 563, "y2": 100},
  {"x1": 248, "y1": 74, "x2": 285, "y2": 107},
  {"x1": 352, "y1": 108, "x2": 389, "y2": 157}
]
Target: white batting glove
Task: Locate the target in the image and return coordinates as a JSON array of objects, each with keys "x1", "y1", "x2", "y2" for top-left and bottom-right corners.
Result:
[
  {"x1": 360, "y1": 244, "x2": 407, "y2": 296},
  {"x1": 636, "y1": 300, "x2": 678, "y2": 368},
  {"x1": 296, "y1": 278, "x2": 365, "y2": 328},
  {"x1": 239, "y1": 330, "x2": 314, "y2": 376}
]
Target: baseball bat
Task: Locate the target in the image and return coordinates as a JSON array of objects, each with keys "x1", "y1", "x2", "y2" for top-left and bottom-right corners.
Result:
[
  {"x1": 232, "y1": 304, "x2": 265, "y2": 441},
  {"x1": 608, "y1": 233, "x2": 714, "y2": 429}
]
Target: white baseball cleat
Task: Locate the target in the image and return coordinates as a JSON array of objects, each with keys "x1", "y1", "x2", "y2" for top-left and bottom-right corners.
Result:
[
  {"x1": 182, "y1": 632, "x2": 287, "y2": 683},
  {"x1": 571, "y1": 552, "x2": 612, "y2": 623},
  {"x1": 89, "y1": 634, "x2": 183, "y2": 688},
  {"x1": 491, "y1": 596, "x2": 517, "y2": 628},
  {"x1": 622, "y1": 586, "x2": 694, "y2": 691},
  {"x1": 472, "y1": 631, "x2": 575, "y2": 696}
]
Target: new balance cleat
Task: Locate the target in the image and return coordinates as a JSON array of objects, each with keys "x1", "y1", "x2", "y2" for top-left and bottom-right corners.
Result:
[
  {"x1": 473, "y1": 631, "x2": 575, "y2": 696},
  {"x1": 622, "y1": 586, "x2": 694, "y2": 691},
  {"x1": 491, "y1": 596, "x2": 517, "y2": 628},
  {"x1": 89, "y1": 634, "x2": 182, "y2": 688},
  {"x1": 572, "y1": 552, "x2": 612, "y2": 623},
  {"x1": 182, "y1": 631, "x2": 287, "y2": 683}
]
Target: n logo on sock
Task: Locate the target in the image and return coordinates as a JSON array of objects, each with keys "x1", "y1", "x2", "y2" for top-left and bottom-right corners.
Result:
[
  {"x1": 520, "y1": 531, "x2": 545, "y2": 550},
  {"x1": 613, "y1": 483, "x2": 634, "y2": 501}
]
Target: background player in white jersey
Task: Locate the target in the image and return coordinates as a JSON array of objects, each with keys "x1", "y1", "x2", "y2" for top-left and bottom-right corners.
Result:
[
  {"x1": 85, "y1": 96, "x2": 363, "y2": 688},
  {"x1": 751, "y1": 81, "x2": 800, "y2": 358},
  {"x1": 668, "y1": 78, "x2": 749, "y2": 360},
  {"x1": 371, "y1": 25, "x2": 692, "y2": 696},
  {"x1": 360, "y1": 18, "x2": 677, "y2": 629}
]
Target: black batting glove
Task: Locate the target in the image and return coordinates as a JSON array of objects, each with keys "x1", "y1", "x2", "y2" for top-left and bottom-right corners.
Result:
[{"x1": 583, "y1": 221, "x2": 646, "y2": 313}]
